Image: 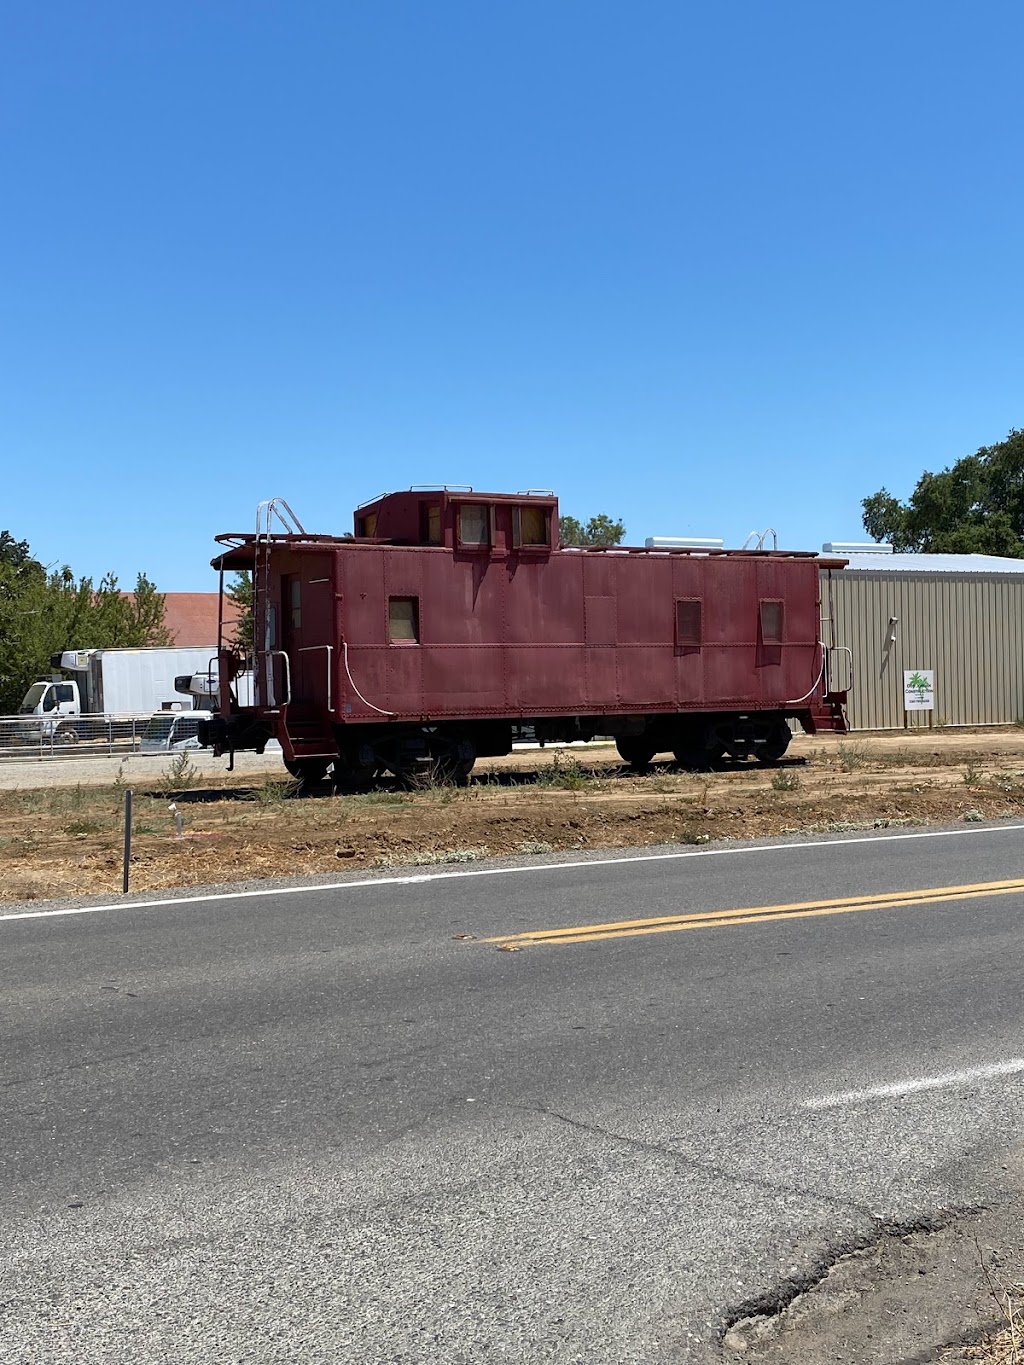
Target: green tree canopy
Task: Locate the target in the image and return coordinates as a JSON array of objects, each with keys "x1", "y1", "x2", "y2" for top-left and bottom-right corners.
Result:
[
  {"x1": 0, "y1": 530, "x2": 171, "y2": 712},
  {"x1": 861, "y1": 429, "x2": 1024, "y2": 556},
  {"x1": 559, "y1": 513, "x2": 626, "y2": 547},
  {"x1": 227, "y1": 572, "x2": 254, "y2": 654}
]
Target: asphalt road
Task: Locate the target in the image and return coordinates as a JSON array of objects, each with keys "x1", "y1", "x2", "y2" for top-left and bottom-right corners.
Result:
[{"x1": 3, "y1": 823, "x2": 1024, "y2": 1363}]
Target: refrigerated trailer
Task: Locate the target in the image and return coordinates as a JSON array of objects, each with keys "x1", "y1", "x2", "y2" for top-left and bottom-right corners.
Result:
[{"x1": 16, "y1": 647, "x2": 218, "y2": 743}]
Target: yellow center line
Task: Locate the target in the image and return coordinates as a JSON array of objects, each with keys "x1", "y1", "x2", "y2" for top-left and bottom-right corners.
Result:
[{"x1": 484, "y1": 877, "x2": 1024, "y2": 947}]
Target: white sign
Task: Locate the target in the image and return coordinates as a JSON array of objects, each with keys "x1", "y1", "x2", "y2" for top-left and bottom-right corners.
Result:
[{"x1": 904, "y1": 670, "x2": 935, "y2": 711}]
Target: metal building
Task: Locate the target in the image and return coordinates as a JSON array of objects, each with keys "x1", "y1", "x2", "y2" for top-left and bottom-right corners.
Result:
[{"x1": 822, "y1": 549, "x2": 1024, "y2": 730}]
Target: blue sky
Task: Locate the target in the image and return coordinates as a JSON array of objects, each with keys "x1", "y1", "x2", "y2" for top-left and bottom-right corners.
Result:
[{"x1": 3, "y1": 1, "x2": 1022, "y2": 590}]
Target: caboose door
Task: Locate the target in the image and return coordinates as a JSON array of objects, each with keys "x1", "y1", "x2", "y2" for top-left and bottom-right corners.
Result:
[{"x1": 280, "y1": 565, "x2": 335, "y2": 717}]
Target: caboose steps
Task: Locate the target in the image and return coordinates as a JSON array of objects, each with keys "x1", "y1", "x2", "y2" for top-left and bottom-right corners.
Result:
[{"x1": 280, "y1": 703, "x2": 337, "y2": 774}]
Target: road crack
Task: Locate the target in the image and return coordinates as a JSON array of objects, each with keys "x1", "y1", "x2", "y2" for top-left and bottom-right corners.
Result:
[{"x1": 497, "y1": 1100, "x2": 888, "y2": 1220}]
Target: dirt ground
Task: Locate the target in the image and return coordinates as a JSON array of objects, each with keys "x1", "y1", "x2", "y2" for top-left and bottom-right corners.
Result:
[{"x1": 1, "y1": 727, "x2": 1022, "y2": 903}]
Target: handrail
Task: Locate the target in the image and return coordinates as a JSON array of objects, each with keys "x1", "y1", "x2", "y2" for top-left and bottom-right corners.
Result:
[
  {"x1": 297, "y1": 644, "x2": 334, "y2": 712},
  {"x1": 262, "y1": 650, "x2": 292, "y2": 705},
  {"x1": 825, "y1": 645, "x2": 854, "y2": 695},
  {"x1": 742, "y1": 528, "x2": 779, "y2": 551},
  {"x1": 255, "y1": 498, "x2": 306, "y2": 538}
]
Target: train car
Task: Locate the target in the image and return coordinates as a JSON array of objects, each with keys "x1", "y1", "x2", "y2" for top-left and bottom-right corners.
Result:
[{"x1": 203, "y1": 489, "x2": 850, "y2": 784}]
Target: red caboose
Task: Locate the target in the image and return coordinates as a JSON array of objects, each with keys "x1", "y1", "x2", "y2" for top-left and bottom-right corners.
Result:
[{"x1": 205, "y1": 488, "x2": 850, "y2": 783}]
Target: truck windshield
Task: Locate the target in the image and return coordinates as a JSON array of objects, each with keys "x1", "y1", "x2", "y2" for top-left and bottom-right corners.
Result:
[
  {"x1": 19, "y1": 683, "x2": 47, "y2": 714},
  {"x1": 142, "y1": 714, "x2": 176, "y2": 743}
]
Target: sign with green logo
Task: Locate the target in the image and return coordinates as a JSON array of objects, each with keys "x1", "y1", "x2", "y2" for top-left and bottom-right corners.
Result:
[{"x1": 904, "y1": 670, "x2": 935, "y2": 711}]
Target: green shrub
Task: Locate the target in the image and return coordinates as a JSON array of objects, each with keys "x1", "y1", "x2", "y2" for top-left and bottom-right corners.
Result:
[
  {"x1": 837, "y1": 743, "x2": 868, "y2": 772},
  {"x1": 537, "y1": 754, "x2": 591, "y2": 790},
  {"x1": 771, "y1": 770, "x2": 800, "y2": 792}
]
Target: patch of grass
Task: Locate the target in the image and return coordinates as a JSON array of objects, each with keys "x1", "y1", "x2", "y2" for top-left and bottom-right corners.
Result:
[
  {"x1": 677, "y1": 824, "x2": 711, "y2": 844},
  {"x1": 517, "y1": 839, "x2": 555, "y2": 855},
  {"x1": 536, "y1": 754, "x2": 591, "y2": 791},
  {"x1": 648, "y1": 773, "x2": 693, "y2": 794},
  {"x1": 963, "y1": 808, "x2": 985, "y2": 822},
  {"x1": 252, "y1": 778, "x2": 298, "y2": 804},
  {"x1": 791, "y1": 817, "x2": 923, "y2": 834},
  {"x1": 771, "y1": 769, "x2": 801, "y2": 792},
  {"x1": 64, "y1": 819, "x2": 102, "y2": 836},
  {"x1": 416, "y1": 770, "x2": 463, "y2": 804},
  {"x1": 161, "y1": 752, "x2": 199, "y2": 793},
  {"x1": 963, "y1": 764, "x2": 983, "y2": 787},
  {"x1": 871, "y1": 746, "x2": 914, "y2": 767},
  {"x1": 375, "y1": 846, "x2": 489, "y2": 868},
  {"x1": 350, "y1": 788, "x2": 414, "y2": 808},
  {"x1": 837, "y1": 742, "x2": 869, "y2": 772},
  {"x1": 4, "y1": 878, "x2": 42, "y2": 901},
  {"x1": 987, "y1": 771, "x2": 1024, "y2": 793},
  {"x1": 19, "y1": 785, "x2": 95, "y2": 817},
  {"x1": 963, "y1": 1237, "x2": 1024, "y2": 1364}
]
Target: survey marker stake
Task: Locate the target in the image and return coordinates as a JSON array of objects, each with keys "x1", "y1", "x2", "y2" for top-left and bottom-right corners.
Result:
[{"x1": 123, "y1": 790, "x2": 133, "y2": 894}]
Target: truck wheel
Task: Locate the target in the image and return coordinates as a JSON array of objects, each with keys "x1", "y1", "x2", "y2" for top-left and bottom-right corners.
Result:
[{"x1": 55, "y1": 723, "x2": 80, "y2": 746}]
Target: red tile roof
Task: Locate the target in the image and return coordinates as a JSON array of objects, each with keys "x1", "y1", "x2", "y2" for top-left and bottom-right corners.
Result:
[{"x1": 122, "y1": 593, "x2": 241, "y2": 646}]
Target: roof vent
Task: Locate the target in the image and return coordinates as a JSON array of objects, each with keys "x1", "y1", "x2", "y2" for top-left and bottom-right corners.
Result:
[
  {"x1": 645, "y1": 536, "x2": 724, "y2": 550},
  {"x1": 823, "y1": 541, "x2": 893, "y2": 555}
]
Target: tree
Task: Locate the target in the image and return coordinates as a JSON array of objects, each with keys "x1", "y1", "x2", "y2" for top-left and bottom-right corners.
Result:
[
  {"x1": 861, "y1": 429, "x2": 1024, "y2": 555},
  {"x1": 226, "y1": 572, "x2": 254, "y2": 655},
  {"x1": 0, "y1": 531, "x2": 38, "y2": 571},
  {"x1": 0, "y1": 530, "x2": 171, "y2": 712},
  {"x1": 559, "y1": 513, "x2": 626, "y2": 547}
]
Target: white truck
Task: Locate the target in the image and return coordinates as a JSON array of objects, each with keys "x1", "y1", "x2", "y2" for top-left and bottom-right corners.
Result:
[{"x1": 15, "y1": 647, "x2": 219, "y2": 744}]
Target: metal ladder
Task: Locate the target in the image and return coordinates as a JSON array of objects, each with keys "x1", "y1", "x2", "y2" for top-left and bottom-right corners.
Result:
[{"x1": 253, "y1": 499, "x2": 306, "y2": 707}]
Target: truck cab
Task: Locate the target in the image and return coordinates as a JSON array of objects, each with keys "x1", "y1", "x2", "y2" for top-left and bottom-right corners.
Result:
[
  {"x1": 141, "y1": 710, "x2": 212, "y2": 752},
  {"x1": 18, "y1": 679, "x2": 82, "y2": 740}
]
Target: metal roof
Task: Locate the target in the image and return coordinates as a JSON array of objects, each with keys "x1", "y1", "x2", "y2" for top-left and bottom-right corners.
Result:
[{"x1": 820, "y1": 552, "x2": 1024, "y2": 574}]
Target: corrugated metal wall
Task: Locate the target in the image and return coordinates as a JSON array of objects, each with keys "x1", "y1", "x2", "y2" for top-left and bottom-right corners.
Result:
[{"x1": 825, "y1": 570, "x2": 1024, "y2": 730}]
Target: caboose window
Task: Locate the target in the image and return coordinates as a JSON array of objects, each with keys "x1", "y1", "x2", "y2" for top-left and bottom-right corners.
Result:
[
  {"x1": 676, "y1": 598, "x2": 702, "y2": 646},
  {"x1": 389, "y1": 596, "x2": 420, "y2": 643},
  {"x1": 760, "y1": 600, "x2": 784, "y2": 642},
  {"x1": 457, "y1": 504, "x2": 489, "y2": 546},
  {"x1": 358, "y1": 512, "x2": 378, "y2": 538},
  {"x1": 422, "y1": 503, "x2": 442, "y2": 545},
  {"x1": 513, "y1": 505, "x2": 548, "y2": 547}
]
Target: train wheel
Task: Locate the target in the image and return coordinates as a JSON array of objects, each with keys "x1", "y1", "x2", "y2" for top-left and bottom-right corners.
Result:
[
  {"x1": 332, "y1": 761, "x2": 379, "y2": 792},
  {"x1": 671, "y1": 721, "x2": 708, "y2": 769},
  {"x1": 756, "y1": 719, "x2": 792, "y2": 764},
  {"x1": 616, "y1": 736, "x2": 657, "y2": 769},
  {"x1": 431, "y1": 755, "x2": 475, "y2": 787},
  {"x1": 284, "y1": 758, "x2": 330, "y2": 786},
  {"x1": 672, "y1": 743, "x2": 707, "y2": 770}
]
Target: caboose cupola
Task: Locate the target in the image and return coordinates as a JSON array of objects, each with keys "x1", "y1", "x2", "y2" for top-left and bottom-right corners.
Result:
[{"x1": 352, "y1": 487, "x2": 559, "y2": 553}]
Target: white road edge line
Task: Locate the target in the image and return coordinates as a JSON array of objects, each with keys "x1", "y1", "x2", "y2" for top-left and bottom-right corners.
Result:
[
  {"x1": 2, "y1": 821, "x2": 1023, "y2": 925},
  {"x1": 804, "y1": 1058, "x2": 1024, "y2": 1109}
]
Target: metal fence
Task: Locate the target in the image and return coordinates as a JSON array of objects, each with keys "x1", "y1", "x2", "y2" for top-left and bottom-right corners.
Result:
[{"x1": 0, "y1": 714, "x2": 153, "y2": 762}]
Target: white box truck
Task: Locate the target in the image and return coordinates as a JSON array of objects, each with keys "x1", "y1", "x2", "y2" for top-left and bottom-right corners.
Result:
[{"x1": 15, "y1": 647, "x2": 219, "y2": 744}]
